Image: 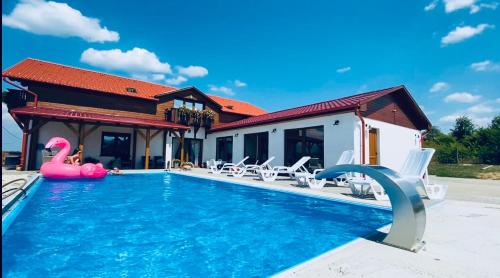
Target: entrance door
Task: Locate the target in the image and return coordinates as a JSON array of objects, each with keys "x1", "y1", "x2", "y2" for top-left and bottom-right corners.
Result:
[
  {"x1": 369, "y1": 129, "x2": 379, "y2": 165},
  {"x1": 172, "y1": 138, "x2": 203, "y2": 167}
]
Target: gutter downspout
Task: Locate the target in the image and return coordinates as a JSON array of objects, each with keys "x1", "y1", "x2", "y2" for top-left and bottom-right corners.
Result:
[
  {"x1": 356, "y1": 105, "x2": 366, "y2": 165},
  {"x1": 2, "y1": 77, "x2": 39, "y2": 107}
]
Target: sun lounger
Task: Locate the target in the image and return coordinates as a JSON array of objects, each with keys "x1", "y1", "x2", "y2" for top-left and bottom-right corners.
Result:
[
  {"x1": 294, "y1": 150, "x2": 355, "y2": 189},
  {"x1": 348, "y1": 148, "x2": 447, "y2": 200},
  {"x1": 229, "y1": 156, "x2": 275, "y2": 178},
  {"x1": 211, "y1": 156, "x2": 249, "y2": 175},
  {"x1": 257, "y1": 156, "x2": 311, "y2": 182}
]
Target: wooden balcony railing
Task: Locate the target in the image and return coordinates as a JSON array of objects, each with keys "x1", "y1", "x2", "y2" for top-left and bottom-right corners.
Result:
[{"x1": 164, "y1": 108, "x2": 213, "y2": 128}]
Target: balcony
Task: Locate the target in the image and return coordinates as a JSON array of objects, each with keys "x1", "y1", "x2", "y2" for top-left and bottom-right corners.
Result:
[{"x1": 164, "y1": 108, "x2": 214, "y2": 128}]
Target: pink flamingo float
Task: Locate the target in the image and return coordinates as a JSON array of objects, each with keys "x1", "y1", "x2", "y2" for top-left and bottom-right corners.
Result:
[{"x1": 40, "y1": 137, "x2": 107, "y2": 179}]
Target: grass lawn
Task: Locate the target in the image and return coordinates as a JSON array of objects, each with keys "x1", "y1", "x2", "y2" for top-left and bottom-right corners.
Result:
[{"x1": 429, "y1": 163, "x2": 500, "y2": 180}]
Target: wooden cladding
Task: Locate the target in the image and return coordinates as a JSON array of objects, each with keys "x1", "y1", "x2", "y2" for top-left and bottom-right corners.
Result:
[{"x1": 364, "y1": 93, "x2": 423, "y2": 130}]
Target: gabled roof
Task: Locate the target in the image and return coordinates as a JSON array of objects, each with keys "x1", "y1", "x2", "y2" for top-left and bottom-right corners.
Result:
[
  {"x1": 2, "y1": 58, "x2": 267, "y2": 116},
  {"x1": 209, "y1": 85, "x2": 431, "y2": 132},
  {"x1": 10, "y1": 106, "x2": 189, "y2": 130},
  {"x1": 2, "y1": 58, "x2": 176, "y2": 101},
  {"x1": 208, "y1": 94, "x2": 267, "y2": 116}
]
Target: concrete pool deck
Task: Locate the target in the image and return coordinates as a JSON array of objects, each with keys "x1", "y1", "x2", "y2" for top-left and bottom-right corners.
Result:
[{"x1": 2, "y1": 168, "x2": 500, "y2": 277}]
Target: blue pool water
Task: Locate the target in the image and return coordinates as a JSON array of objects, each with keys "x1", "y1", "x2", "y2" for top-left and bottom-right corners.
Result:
[{"x1": 3, "y1": 173, "x2": 392, "y2": 277}]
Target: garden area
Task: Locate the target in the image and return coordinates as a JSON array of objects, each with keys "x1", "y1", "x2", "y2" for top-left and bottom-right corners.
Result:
[{"x1": 425, "y1": 115, "x2": 500, "y2": 180}]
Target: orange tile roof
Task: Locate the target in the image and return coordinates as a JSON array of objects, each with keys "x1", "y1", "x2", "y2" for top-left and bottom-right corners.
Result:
[
  {"x1": 10, "y1": 106, "x2": 189, "y2": 130},
  {"x1": 208, "y1": 94, "x2": 267, "y2": 116},
  {"x1": 2, "y1": 58, "x2": 267, "y2": 116},
  {"x1": 2, "y1": 58, "x2": 178, "y2": 101}
]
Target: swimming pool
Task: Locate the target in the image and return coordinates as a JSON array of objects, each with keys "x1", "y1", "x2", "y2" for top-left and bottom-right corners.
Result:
[{"x1": 2, "y1": 173, "x2": 392, "y2": 277}]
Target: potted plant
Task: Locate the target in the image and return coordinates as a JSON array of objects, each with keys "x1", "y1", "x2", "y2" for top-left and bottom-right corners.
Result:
[
  {"x1": 178, "y1": 105, "x2": 191, "y2": 125},
  {"x1": 202, "y1": 109, "x2": 215, "y2": 128},
  {"x1": 191, "y1": 109, "x2": 202, "y2": 127}
]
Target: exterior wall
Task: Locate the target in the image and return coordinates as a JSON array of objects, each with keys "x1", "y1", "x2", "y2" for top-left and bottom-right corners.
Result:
[
  {"x1": 204, "y1": 112, "x2": 357, "y2": 168},
  {"x1": 361, "y1": 118, "x2": 422, "y2": 171}
]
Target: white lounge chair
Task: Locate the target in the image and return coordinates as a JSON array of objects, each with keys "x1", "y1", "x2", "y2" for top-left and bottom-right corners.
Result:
[
  {"x1": 211, "y1": 156, "x2": 249, "y2": 175},
  {"x1": 229, "y1": 156, "x2": 275, "y2": 178},
  {"x1": 257, "y1": 156, "x2": 311, "y2": 182},
  {"x1": 295, "y1": 150, "x2": 355, "y2": 189},
  {"x1": 348, "y1": 148, "x2": 447, "y2": 200}
]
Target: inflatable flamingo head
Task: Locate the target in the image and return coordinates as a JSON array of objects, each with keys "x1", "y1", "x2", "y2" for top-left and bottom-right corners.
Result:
[{"x1": 45, "y1": 137, "x2": 70, "y2": 150}]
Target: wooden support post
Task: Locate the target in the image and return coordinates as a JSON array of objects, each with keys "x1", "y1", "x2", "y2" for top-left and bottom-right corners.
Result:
[
  {"x1": 180, "y1": 131, "x2": 185, "y2": 163},
  {"x1": 145, "y1": 129, "x2": 151, "y2": 169},
  {"x1": 78, "y1": 123, "x2": 85, "y2": 162},
  {"x1": 18, "y1": 126, "x2": 29, "y2": 171},
  {"x1": 132, "y1": 128, "x2": 137, "y2": 169}
]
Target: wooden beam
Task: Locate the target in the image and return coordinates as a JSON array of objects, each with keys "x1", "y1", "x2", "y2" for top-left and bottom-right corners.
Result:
[
  {"x1": 18, "y1": 119, "x2": 30, "y2": 171},
  {"x1": 63, "y1": 122, "x2": 78, "y2": 136},
  {"x1": 132, "y1": 128, "x2": 137, "y2": 169},
  {"x1": 28, "y1": 119, "x2": 48, "y2": 134},
  {"x1": 180, "y1": 131, "x2": 185, "y2": 163},
  {"x1": 78, "y1": 123, "x2": 85, "y2": 162},
  {"x1": 151, "y1": 129, "x2": 162, "y2": 140},
  {"x1": 84, "y1": 124, "x2": 99, "y2": 138},
  {"x1": 171, "y1": 130, "x2": 181, "y2": 140},
  {"x1": 137, "y1": 129, "x2": 146, "y2": 140},
  {"x1": 145, "y1": 129, "x2": 151, "y2": 169}
]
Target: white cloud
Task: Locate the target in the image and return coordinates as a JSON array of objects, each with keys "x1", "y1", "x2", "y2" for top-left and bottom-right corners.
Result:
[
  {"x1": 467, "y1": 103, "x2": 494, "y2": 113},
  {"x1": 177, "y1": 65, "x2": 208, "y2": 78},
  {"x1": 438, "y1": 113, "x2": 491, "y2": 127},
  {"x1": 336, "y1": 67, "x2": 351, "y2": 73},
  {"x1": 2, "y1": 0, "x2": 119, "y2": 43},
  {"x1": 234, "y1": 80, "x2": 247, "y2": 87},
  {"x1": 444, "y1": 0, "x2": 476, "y2": 13},
  {"x1": 81, "y1": 47, "x2": 171, "y2": 74},
  {"x1": 441, "y1": 24, "x2": 493, "y2": 46},
  {"x1": 444, "y1": 92, "x2": 481, "y2": 103},
  {"x1": 165, "y1": 76, "x2": 187, "y2": 85},
  {"x1": 151, "y1": 74, "x2": 166, "y2": 81},
  {"x1": 209, "y1": 85, "x2": 234, "y2": 96},
  {"x1": 425, "y1": 0, "x2": 439, "y2": 11},
  {"x1": 429, "y1": 82, "x2": 449, "y2": 93},
  {"x1": 470, "y1": 60, "x2": 500, "y2": 72}
]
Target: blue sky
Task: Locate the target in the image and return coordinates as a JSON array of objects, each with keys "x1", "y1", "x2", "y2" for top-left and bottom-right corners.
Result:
[{"x1": 2, "y1": 0, "x2": 500, "y2": 150}]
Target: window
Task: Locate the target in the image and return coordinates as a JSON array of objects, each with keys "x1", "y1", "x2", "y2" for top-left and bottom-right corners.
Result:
[
  {"x1": 244, "y1": 132, "x2": 269, "y2": 164},
  {"x1": 173, "y1": 98, "x2": 204, "y2": 110},
  {"x1": 284, "y1": 126, "x2": 324, "y2": 169},
  {"x1": 216, "y1": 136, "x2": 233, "y2": 162},
  {"x1": 101, "y1": 132, "x2": 131, "y2": 158},
  {"x1": 174, "y1": 99, "x2": 184, "y2": 108}
]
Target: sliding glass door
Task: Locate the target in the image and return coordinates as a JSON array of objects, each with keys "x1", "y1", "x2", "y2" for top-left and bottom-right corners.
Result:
[
  {"x1": 216, "y1": 136, "x2": 233, "y2": 162},
  {"x1": 172, "y1": 138, "x2": 203, "y2": 167},
  {"x1": 244, "y1": 132, "x2": 269, "y2": 164},
  {"x1": 284, "y1": 126, "x2": 324, "y2": 169}
]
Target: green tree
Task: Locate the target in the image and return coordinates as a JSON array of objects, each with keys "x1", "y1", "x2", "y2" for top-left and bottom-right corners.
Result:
[
  {"x1": 425, "y1": 126, "x2": 443, "y2": 141},
  {"x1": 476, "y1": 116, "x2": 500, "y2": 164},
  {"x1": 451, "y1": 116, "x2": 475, "y2": 141}
]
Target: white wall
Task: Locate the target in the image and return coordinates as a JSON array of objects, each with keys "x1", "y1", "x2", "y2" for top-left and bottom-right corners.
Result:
[
  {"x1": 361, "y1": 118, "x2": 422, "y2": 171},
  {"x1": 204, "y1": 112, "x2": 357, "y2": 168}
]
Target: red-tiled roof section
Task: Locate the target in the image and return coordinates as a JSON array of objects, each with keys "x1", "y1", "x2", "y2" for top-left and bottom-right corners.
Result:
[
  {"x1": 209, "y1": 86, "x2": 405, "y2": 132},
  {"x1": 2, "y1": 58, "x2": 177, "y2": 101},
  {"x1": 10, "y1": 106, "x2": 189, "y2": 130},
  {"x1": 208, "y1": 95, "x2": 267, "y2": 116}
]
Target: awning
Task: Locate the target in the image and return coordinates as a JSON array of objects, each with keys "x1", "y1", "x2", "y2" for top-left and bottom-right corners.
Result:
[{"x1": 10, "y1": 106, "x2": 190, "y2": 130}]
